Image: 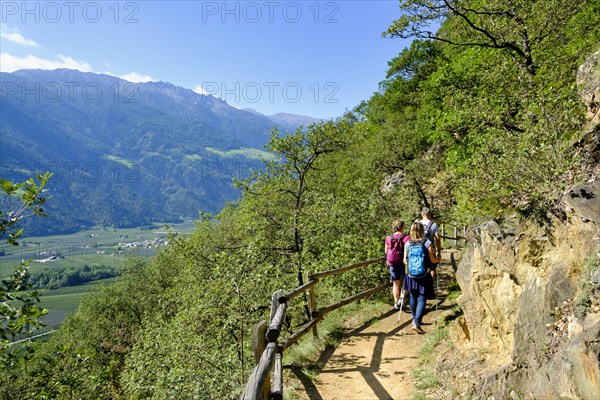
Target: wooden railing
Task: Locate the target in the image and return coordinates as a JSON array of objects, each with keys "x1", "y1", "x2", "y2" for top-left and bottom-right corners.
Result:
[
  {"x1": 239, "y1": 257, "x2": 388, "y2": 400},
  {"x1": 440, "y1": 224, "x2": 467, "y2": 248}
]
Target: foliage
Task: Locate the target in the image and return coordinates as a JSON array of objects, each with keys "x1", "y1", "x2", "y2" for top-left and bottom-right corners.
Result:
[
  {"x1": 0, "y1": 172, "x2": 52, "y2": 245},
  {"x1": 1, "y1": 173, "x2": 52, "y2": 341},
  {"x1": 28, "y1": 264, "x2": 119, "y2": 290},
  {"x1": 376, "y1": 0, "x2": 600, "y2": 222},
  {"x1": 384, "y1": 0, "x2": 588, "y2": 75},
  {"x1": 12, "y1": 256, "x2": 178, "y2": 398},
  {"x1": 235, "y1": 121, "x2": 351, "y2": 279},
  {"x1": 0, "y1": 173, "x2": 51, "y2": 399},
  {"x1": 0, "y1": 262, "x2": 47, "y2": 343}
]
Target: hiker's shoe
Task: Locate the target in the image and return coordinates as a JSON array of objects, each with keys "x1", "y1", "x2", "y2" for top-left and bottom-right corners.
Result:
[
  {"x1": 412, "y1": 324, "x2": 425, "y2": 334},
  {"x1": 394, "y1": 303, "x2": 400, "y2": 311}
]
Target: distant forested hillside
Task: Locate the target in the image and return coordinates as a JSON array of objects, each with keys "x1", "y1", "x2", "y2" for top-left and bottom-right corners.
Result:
[
  {"x1": 0, "y1": 69, "x2": 283, "y2": 235},
  {"x1": 3, "y1": 1, "x2": 598, "y2": 399}
]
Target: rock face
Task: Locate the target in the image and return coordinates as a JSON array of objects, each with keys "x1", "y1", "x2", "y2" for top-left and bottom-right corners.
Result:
[
  {"x1": 455, "y1": 181, "x2": 599, "y2": 398},
  {"x1": 451, "y1": 50, "x2": 600, "y2": 399}
]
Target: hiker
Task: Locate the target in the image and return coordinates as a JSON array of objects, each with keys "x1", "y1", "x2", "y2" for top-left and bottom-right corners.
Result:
[
  {"x1": 384, "y1": 219, "x2": 409, "y2": 310},
  {"x1": 403, "y1": 221, "x2": 440, "y2": 334},
  {"x1": 419, "y1": 207, "x2": 441, "y2": 280}
]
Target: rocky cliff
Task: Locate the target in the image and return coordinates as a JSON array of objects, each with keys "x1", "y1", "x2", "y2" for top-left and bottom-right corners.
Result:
[
  {"x1": 454, "y1": 185, "x2": 599, "y2": 399},
  {"x1": 445, "y1": 51, "x2": 600, "y2": 399}
]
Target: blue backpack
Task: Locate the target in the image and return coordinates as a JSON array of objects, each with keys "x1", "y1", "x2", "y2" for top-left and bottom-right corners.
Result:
[{"x1": 407, "y1": 239, "x2": 430, "y2": 279}]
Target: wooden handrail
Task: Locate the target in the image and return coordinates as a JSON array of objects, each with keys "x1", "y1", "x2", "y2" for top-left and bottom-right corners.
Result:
[
  {"x1": 240, "y1": 342, "x2": 278, "y2": 400},
  {"x1": 309, "y1": 257, "x2": 384, "y2": 280},
  {"x1": 440, "y1": 234, "x2": 465, "y2": 240},
  {"x1": 280, "y1": 317, "x2": 322, "y2": 351},
  {"x1": 240, "y1": 256, "x2": 388, "y2": 400},
  {"x1": 280, "y1": 279, "x2": 318, "y2": 303},
  {"x1": 440, "y1": 224, "x2": 467, "y2": 248}
]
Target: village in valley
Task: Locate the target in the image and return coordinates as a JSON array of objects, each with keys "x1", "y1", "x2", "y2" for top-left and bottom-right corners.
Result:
[{"x1": 0, "y1": 223, "x2": 193, "y2": 266}]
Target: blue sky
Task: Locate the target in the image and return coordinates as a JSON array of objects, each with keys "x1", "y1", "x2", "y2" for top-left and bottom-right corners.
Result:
[{"x1": 1, "y1": 1, "x2": 411, "y2": 119}]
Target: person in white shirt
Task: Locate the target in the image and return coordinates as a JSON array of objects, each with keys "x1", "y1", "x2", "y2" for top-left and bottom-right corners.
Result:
[{"x1": 419, "y1": 207, "x2": 441, "y2": 279}]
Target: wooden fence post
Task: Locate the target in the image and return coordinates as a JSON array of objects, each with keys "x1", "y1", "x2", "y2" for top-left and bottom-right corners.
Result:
[
  {"x1": 271, "y1": 349, "x2": 283, "y2": 400},
  {"x1": 249, "y1": 320, "x2": 269, "y2": 399},
  {"x1": 241, "y1": 257, "x2": 388, "y2": 399},
  {"x1": 441, "y1": 223, "x2": 445, "y2": 248},
  {"x1": 453, "y1": 225, "x2": 457, "y2": 247},
  {"x1": 270, "y1": 290, "x2": 282, "y2": 322},
  {"x1": 307, "y1": 271, "x2": 318, "y2": 338},
  {"x1": 253, "y1": 320, "x2": 268, "y2": 365}
]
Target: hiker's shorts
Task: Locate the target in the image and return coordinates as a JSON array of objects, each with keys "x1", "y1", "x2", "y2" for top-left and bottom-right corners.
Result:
[{"x1": 389, "y1": 265, "x2": 405, "y2": 281}]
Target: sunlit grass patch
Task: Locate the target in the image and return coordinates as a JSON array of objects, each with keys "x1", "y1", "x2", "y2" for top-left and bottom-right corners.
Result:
[{"x1": 414, "y1": 367, "x2": 440, "y2": 390}]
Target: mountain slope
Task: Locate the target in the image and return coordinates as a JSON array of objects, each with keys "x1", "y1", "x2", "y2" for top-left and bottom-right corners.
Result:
[
  {"x1": 242, "y1": 108, "x2": 324, "y2": 131},
  {"x1": 0, "y1": 69, "x2": 279, "y2": 235},
  {"x1": 267, "y1": 112, "x2": 322, "y2": 131}
]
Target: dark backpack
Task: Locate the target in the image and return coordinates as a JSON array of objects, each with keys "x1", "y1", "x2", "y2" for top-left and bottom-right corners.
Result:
[
  {"x1": 386, "y1": 233, "x2": 407, "y2": 266},
  {"x1": 407, "y1": 239, "x2": 430, "y2": 279},
  {"x1": 423, "y1": 221, "x2": 434, "y2": 242}
]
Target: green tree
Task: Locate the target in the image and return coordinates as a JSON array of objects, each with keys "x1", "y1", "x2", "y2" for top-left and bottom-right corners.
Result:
[
  {"x1": 0, "y1": 172, "x2": 51, "y2": 399},
  {"x1": 23, "y1": 255, "x2": 179, "y2": 398},
  {"x1": 384, "y1": 0, "x2": 588, "y2": 75},
  {"x1": 237, "y1": 121, "x2": 351, "y2": 288},
  {"x1": 1, "y1": 173, "x2": 52, "y2": 341},
  {"x1": 380, "y1": 0, "x2": 600, "y2": 220},
  {"x1": 0, "y1": 173, "x2": 51, "y2": 245}
]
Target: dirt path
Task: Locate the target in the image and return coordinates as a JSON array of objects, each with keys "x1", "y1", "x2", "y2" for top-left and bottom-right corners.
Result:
[{"x1": 296, "y1": 251, "x2": 458, "y2": 400}]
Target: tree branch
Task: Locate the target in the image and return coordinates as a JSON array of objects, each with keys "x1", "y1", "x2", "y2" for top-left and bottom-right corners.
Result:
[{"x1": 414, "y1": 178, "x2": 431, "y2": 210}]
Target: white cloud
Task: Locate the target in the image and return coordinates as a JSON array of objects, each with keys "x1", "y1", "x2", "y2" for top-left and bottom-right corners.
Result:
[
  {"x1": 0, "y1": 52, "x2": 158, "y2": 85},
  {"x1": 0, "y1": 24, "x2": 39, "y2": 47},
  {"x1": 120, "y1": 72, "x2": 156, "y2": 83},
  {"x1": 0, "y1": 53, "x2": 93, "y2": 72},
  {"x1": 1, "y1": 32, "x2": 39, "y2": 47}
]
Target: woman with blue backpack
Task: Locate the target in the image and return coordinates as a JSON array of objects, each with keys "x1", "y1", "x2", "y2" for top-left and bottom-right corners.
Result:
[{"x1": 403, "y1": 221, "x2": 441, "y2": 334}]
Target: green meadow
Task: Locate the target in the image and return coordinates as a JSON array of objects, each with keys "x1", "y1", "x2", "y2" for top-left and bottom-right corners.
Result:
[
  {"x1": 1, "y1": 221, "x2": 197, "y2": 276},
  {"x1": 39, "y1": 279, "x2": 118, "y2": 312},
  {"x1": 3, "y1": 222, "x2": 198, "y2": 337}
]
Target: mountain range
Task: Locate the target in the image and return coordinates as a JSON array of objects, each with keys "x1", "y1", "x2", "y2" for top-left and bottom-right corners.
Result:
[{"x1": 0, "y1": 69, "x2": 321, "y2": 235}]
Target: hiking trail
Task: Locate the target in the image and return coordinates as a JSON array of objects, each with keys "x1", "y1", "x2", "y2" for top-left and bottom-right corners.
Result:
[{"x1": 293, "y1": 251, "x2": 458, "y2": 400}]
